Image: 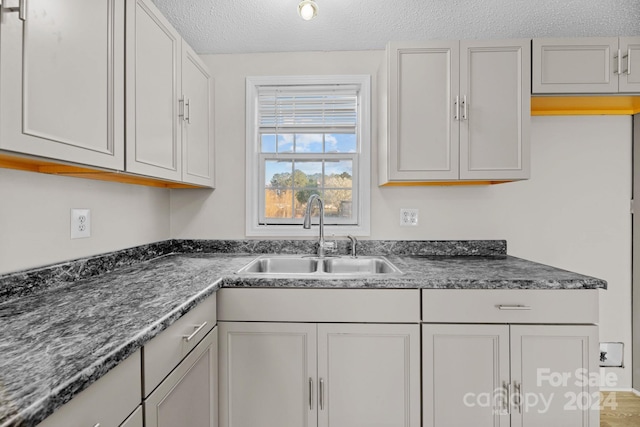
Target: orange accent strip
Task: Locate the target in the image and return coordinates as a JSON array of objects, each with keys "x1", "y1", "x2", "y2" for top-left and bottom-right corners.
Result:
[
  {"x1": 0, "y1": 154, "x2": 204, "y2": 189},
  {"x1": 531, "y1": 96, "x2": 640, "y2": 116}
]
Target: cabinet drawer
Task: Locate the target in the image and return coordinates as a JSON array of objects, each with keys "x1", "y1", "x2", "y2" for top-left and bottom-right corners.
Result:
[
  {"x1": 422, "y1": 289, "x2": 598, "y2": 324},
  {"x1": 143, "y1": 293, "x2": 216, "y2": 397},
  {"x1": 38, "y1": 350, "x2": 141, "y2": 427},
  {"x1": 217, "y1": 288, "x2": 420, "y2": 323}
]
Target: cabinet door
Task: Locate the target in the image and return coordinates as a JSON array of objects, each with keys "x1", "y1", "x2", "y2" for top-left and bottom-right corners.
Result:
[
  {"x1": 0, "y1": 0, "x2": 124, "y2": 169},
  {"x1": 460, "y1": 39, "x2": 530, "y2": 180},
  {"x1": 317, "y1": 323, "x2": 420, "y2": 427},
  {"x1": 387, "y1": 41, "x2": 459, "y2": 181},
  {"x1": 125, "y1": 0, "x2": 182, "y2": 181},
  {"x1": 510, "y1": 325, "x2": 599, "y2": 427},
  {"x1": 422, "y1": 324, "x2": 510, "y2": 427},
  {"x1": 181, "y1": 41, "x2": 215, "y2": 187},
  {"x1": 619, "y1": 37, "x2": 640, "y2": 93},
  {"x1": 218, "y1": 322, "x2": 317, "y2": 427},
  {"x1": 145, "y1": 327, "x2": 217, "y2": 427},
  {"x1": 121, "y1": 406, "x2": 143, "y2": 427},
  {"x1": 532, "y1": 37, "x2": 619, "y2": 93}
]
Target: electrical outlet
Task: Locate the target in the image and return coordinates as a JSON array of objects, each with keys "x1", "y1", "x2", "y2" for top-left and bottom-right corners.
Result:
[
  {"x1": 400, "y1": 208, "x2": 418, "y2": 226},
  {"x1": 71, "y1": 209, "x2": 91, "y2": 239}
]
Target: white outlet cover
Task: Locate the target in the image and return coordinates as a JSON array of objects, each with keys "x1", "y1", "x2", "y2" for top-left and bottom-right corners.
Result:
[
  {"x1": 400, "y1": 208, "x2": 419, "y2": 226},
  {"x1": 71, "y1": 208, "x2": 91, "y2": 239},
  {"x1": 600, "y1": 342, "x2": 624, "y2": 367}
]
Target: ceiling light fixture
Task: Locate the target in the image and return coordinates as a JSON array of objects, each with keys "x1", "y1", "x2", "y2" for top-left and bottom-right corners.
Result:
[{"x1": 298, "y1": 0, "x2": 318, "y2": 21}]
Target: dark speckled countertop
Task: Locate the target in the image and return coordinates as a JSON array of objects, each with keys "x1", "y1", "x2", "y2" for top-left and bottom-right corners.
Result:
[{"x1": 0, "y1": 240, "x2": 607, "y2": 427}]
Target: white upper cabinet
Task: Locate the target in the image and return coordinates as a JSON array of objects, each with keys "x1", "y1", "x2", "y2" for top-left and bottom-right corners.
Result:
[
  {"x1": 0, "y1": 0, "x2": 214, "y2": 187},
  {"x1": 620, "y1": 37, "x2": 640, "y2": 92},
  {"x1": 460, "y1": 41, "x2": 530, "y2": 181},
  {"x1": 386, "y1": 41, "x2": 460, "y2": 181},
  {"x1": 533, "y1": 37, "x2": 640, "y2": 93},
  {"x1": 126, "y1": 0, "x2": 183, "y2": 181},
  {"x1": 181, "y1": 41, "x2": 215, "y2": 187},
  {"x1": 380, "y1": 39, "x2": 530, "y2": 184},
  {"x1": 125, "y1": 0, "x2": 215, "y2": 186},
  {"x1": 0, "y1": 0, "x2": 125, "y2": 169}
]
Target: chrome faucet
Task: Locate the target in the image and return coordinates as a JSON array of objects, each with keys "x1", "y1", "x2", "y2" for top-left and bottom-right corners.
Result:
[
  {"x1": 303, "y1": 194, "x2": 334, "y2": 257},
  {"x1": 347, "y1": 235, "x2": 358, "y2": 258}
]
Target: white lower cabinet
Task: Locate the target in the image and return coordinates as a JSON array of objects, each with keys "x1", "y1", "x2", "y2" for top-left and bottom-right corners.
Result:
[
  {"x1": 219, "y1": 321, "x2": 420, "y2": 427},
  {"x1": 37, "y1": 350, "x2": 141, "y2": 427},
  {"x1": 145, "y1": 326, "x2": 218, "y2": 427},
  {"x1": 423, "y1": 324, "x2": 599, "y2": 427},
  {"x1": 121, "y1": 406, "x2": 143, "y2": 427}
]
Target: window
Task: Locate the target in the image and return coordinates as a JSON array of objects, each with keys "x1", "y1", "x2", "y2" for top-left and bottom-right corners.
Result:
[{"x1": 246, "y1": 76, "x2": 371, "y2": 237}]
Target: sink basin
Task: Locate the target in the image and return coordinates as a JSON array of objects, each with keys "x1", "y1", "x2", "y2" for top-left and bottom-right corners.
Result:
[
  {"x1": 237, "y1": 256, "x2": 318, "y2": 274},
  {"x1": 236, "y1": 255, "x2": 401, "y2": 276},
  {"x1": 323, "y1": 257, "x2": 401, "y2": 274}
]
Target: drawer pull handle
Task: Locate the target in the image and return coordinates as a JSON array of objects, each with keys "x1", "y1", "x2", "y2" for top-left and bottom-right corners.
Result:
[
  {"x1": 183, "y1": 321, "x2": 208, "y2": 342},
  {"x1": 319, "y1": 378, "x2": 325, "y2": 410},
  {"x1": 497, "y1": 305, "x2": 531, "y2": 311},
  {"x1": 309, "y1": 377, "x2": 313, "y2": 409},
  {"x1": 93, "y1": 424, "x2": 101, "y2": 427}
]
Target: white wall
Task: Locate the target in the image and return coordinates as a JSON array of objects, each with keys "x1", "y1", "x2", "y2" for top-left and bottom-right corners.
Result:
[
  {"x1": 0, "y1": 168, "x2": 170, "y2": 274},
  {"x1": 170, "y1": 51, "x2": 633, "y2": 386}
]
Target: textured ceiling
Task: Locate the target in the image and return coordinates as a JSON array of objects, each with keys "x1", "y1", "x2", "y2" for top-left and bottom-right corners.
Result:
[{"x1": 151, "y1": 0, "x2": 640, "y2": 54}]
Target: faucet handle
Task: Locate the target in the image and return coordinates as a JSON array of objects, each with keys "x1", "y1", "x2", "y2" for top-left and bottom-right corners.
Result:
[{"x1": 323, "y1": 235, "x2": 337, "y2": 252}]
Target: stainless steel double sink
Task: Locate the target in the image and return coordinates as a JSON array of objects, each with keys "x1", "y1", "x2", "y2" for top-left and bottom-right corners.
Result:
[{"x1": 236, "y1": 255, "x2": 402, "y2": 276}]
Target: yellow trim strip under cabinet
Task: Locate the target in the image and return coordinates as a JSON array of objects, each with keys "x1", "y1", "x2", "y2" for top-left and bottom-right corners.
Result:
[
  {"x1": 531, "y1": 96, "x2": 640, "y2": 116},
  {"x1": 0, "y1": 153, "x2": 203, "y2": 188}
]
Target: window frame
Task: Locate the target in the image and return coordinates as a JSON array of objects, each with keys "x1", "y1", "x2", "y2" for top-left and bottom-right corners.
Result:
[{"x1": 245, "y1": 75, "x2": 371, "y2": 237}]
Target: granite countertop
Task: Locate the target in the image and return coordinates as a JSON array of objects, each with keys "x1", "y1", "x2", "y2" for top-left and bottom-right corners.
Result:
[{"x1": 0, "y1": 240, "x2": 607, "y2": 427}]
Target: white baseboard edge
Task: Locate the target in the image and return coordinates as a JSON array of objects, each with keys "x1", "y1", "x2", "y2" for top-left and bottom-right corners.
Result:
[{"x1": 600, "y1": 387, "x2": 640, "y2": 396}]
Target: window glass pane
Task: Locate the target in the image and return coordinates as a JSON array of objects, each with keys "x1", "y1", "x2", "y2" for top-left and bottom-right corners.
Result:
[
  {"x1": 277, "y1": 134, "x2": 294, "y2": 153},
  {"x1": 293, "y1": 161, "x2": 323, "y2": 188},
  {"x1": 265, "y1": 160, "x2": 293, "y2": 188},
  {"x1": 324, "y1": 190, "x2": 353, "y2": 218},
  {"x1": 261, "y1": 134, "x2": 276, "y2": 153},
  {"x1": 294, "y1": 189, "x2": 321, "y2": 218},
  {"x1": 294, "y1": 134, "x2": 323, "y2": 153},
  {"x1": 324, "y1": 160, "x2": 353, "y2": 188},
  {"x1": 325, "y1": 133, "x2": 356, "y2": 153},
  {"x1": 265, "y1": 189, "x2": 293, "y2": 219}
]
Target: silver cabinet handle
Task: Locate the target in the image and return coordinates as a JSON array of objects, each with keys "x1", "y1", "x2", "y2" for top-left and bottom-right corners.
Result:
[
  {"x1": 185, "y1": 98, "x2": 191, "y2": 124},
  {"x1": 497, "y1": 305, "x2": 531, "y2": 310},
  {"x1": 462, "y1": 95, "x2": 468, "y2": 120},
  {"x1": 504, "y1": 381, "x2": 511, "y2": 414},
  {"x1": 513, "y1": 381, "x2": 522, "y2": 413},
  {"x1": 319, "y1": 378, "x2": 324, "y2": 410},
  {"x1": 624, "y1": 49, "x2": 631, "y2": 75},
  {"x1": 3, "y1": 0, "x2": 26, "y2": 21},
  {"x1": 308, "y1": 378, "x2": 313, "y2": 410},
  {"x1": 183, "y1": 321, "x2": 207, "y2": 342},
  {"x1": 93, "y1": 424, "x2": 101, "y2": 427},
  {"x1": 179, "y1": 97, "x2": 185, "y2": 120},
  {"x1": 615, "y1": 49, "x2": 622, "y2": 75},
  {"x1": 454, "y1": 96, "x2": 460, "y2": 121}
]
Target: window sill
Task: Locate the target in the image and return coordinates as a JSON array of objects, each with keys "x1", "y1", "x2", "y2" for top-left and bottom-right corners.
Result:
[{"x1": 246, "y1": 224, "x2": 370, "y2": 238}]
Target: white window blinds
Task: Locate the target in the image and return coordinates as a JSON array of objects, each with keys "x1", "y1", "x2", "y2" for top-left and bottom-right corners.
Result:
[{"x1": 258, "y1": 85, "x2": 358, "y2": 132}]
